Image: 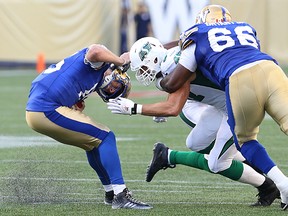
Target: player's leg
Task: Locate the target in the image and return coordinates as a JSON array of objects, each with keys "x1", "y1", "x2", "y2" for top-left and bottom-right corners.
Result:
[
  {"x1": 146, "y1": 142, "x2": 279, "y2": 206},
  {"x1": 85, "y1": 132, "x2": 124, "y2": 203},
  {"x1": 180, "y1": 101, "x2": 245, "y2": 162},
  {"x1": 180, "y1": 101, "x2": 221, "y2": 153},
  {"x1": 26, "y1": 109, "x2": 120, "y2": 192},
  {"x1": 207, "y1": 114, "x2": 279, "y2": 205},
  {"x1": 180, "y1": 99, "x2": 262, "y2": 183},
  {"x1": 26, "y1": 107, "x2": 152, "y2": 209},
  {"x1": 228, "y1": 61, "x2": 288, "y2": 209},
  {"x1": 260, "y1": 62, "x2": 288, "y2": 208}
]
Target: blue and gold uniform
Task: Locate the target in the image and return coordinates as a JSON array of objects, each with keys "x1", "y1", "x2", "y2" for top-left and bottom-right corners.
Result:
[
  {"x1": 25, "y1": 45, "x2": 152, "y2": 209},
  {"x1": 183, "y1": 21, "x2": 288, "y2": 161},
  {"x1": 26, "y1": 47, "x2": 111, "y2": 150},
  {"x1": 184, "y1": 22, "x2": 276, "y2": 89},
  {"x1": 27, "y1": 48, "x2": 109, "y2": 111},
  {"x1": 175, "y1": 5, "x2": 288, "y2": 208}
]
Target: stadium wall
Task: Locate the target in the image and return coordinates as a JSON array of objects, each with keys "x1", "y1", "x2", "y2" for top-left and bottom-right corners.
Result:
[{"x1": 0, "y1": 0, "x2": 287, "y2": 67}]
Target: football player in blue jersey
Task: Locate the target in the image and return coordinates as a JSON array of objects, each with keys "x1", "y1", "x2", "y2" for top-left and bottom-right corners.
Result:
[
  {"x1": 107, "y1": 37, "x2": 280, "y2": 206},
  {"x1": 25, "y1": 44, "x2": 152, "y2": 209},
  {"x1": 155, "y1": 5, "x2": 288, "y2": 210}
]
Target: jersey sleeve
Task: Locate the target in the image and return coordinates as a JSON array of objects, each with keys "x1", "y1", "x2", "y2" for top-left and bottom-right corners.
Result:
[
  {"x1": 179, "y1": 26, "x2": 198, "y2": 50},
  {"x1": 84, "y1": 46, "x2": 106, "y2": 69},
  {"x1": 179, "y1": 44, "x2": 197, "y2": 72}
]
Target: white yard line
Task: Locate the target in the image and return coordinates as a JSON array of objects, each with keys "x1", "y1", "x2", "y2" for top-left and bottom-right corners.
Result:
[{"x1": 0, "y1": 135, "x2": 141, "y2": 148}]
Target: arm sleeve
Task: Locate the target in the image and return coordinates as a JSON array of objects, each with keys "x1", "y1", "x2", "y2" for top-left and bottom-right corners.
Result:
[{"x1": 179, "y1": 44, "x2": 197, "y2": 72}]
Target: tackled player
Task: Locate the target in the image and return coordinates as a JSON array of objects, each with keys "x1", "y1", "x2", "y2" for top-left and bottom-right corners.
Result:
[{"x1": 25, "y1": 44, "x2": 152, "y2": 210}]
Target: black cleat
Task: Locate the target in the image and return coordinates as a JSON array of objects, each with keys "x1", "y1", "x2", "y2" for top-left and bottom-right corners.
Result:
[
  {"x1": 146, "y1": 142, "x2": 176, "y2": 182},
  {"x1": 251, "y1": 177, "x2": 280, "y2": 207},
  {"x1": 104, "y1": 190, "x2": 114, "y2": 205},
  {"x1": 112, "y1": 188, "x2": 152, "y2": 209},
  {"x1": 281, "y1": 202, "x2": 288, "y2": 210}
]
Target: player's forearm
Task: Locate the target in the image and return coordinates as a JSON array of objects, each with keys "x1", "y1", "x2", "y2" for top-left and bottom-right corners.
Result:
[
  {"x1": 163, "y1": 40, "x2": 178, "y2": 49},
  {"x1": 87, "y1": 44, "x2": 126, "y2": 66},
  {"x1": 141, "y1": 102, "x2": 180, "y2": 117}
]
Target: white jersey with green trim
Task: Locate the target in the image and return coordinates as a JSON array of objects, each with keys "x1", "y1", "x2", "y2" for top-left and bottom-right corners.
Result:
[
  {"x1": 160, "y1": 46, "x2": 243, "y2": 173},
  {"x1": 160, "y1": 46, "x2": 226, "y2": 113}
]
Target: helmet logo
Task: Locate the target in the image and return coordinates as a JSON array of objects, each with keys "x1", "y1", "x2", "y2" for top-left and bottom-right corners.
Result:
[
  {"x1": 198, "y1": 8, "x2": 210, "y2": 23},
  {"x1": 154, "y1": 57, "x2": 158, "y2": 64},
  {"x1": 139, "y1": 42, "x2": 152, "y2": 61}
]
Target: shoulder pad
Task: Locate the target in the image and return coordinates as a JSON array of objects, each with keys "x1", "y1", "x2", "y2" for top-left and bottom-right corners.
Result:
[{"x1": 179, "y1": 27, "x2": 198, "y2": 50}]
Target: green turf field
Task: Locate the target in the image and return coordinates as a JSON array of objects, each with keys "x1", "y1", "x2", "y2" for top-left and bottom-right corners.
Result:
[{"x1": 0, "y1": 69, "x2": 288, "y2": 216}]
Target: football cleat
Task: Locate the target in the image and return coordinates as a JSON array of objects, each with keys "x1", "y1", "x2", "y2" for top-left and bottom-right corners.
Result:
[
  {"x1": 146, "y1": 142, "x2": 176, "y2": 182},
  {"x1": 275, "y1": 178, "x2": 288, "y2": 210},
  {"x1": 281, "y1": 202, "x2": 288, "y2": 210},
  {"x1": 251, "y1": 177, "x2": 280, "y2": 207},
  {"x1": 112, "y1": 188, "x2": 152, "y2": 209},
  {"x1": 104, "y1": 190, "x2": 114, "y2": 205}
]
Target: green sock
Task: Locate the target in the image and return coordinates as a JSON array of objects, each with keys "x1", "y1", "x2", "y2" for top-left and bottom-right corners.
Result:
[
  {"x1": 169, "y1": 150, "x2": 244, "y2": 181},
  {"x1": 170, "y1": 150, "x2": 211, "y2": 172},
  {"x1": 218, "y1": 160, "x2": 243, "y2": 180}
]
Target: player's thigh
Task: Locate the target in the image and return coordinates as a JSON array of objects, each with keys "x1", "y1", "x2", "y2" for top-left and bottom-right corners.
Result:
[
  {"x1": 264, "y1": 62, "x2": 288, "y2": 134},
  {"x1": 208, "y1": 142, "x2": 237, "y2": 173},
  {"x1": 207, "y1": 114, "x2": 236, "y2": 172},
  {"x1": 181, "y1": 101, "x2": 223, "y2": 150},
  {"x1": 228, "y1": 66, "x2": 267, "y2": 144},
  {"x1": 180, "y1": 100, "x2": 221, "y2": 127},
  {"x1": 180, "y1": 100, "x2": 203, "y2": 128},
  {"x1": 182, "y1": 100, "x2": 223, "y2": 131},
  {"x1": 26, "y1": 107, "x2": 110, "y2": 150}
]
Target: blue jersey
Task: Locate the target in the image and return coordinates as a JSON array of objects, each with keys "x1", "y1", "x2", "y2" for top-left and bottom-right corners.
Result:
[
  {"x1": 183, "y1": 22, "x2": 276, "y2": 89},
  {"x1": 26, "y1": 48, "x2": 109, "y2": 111}
]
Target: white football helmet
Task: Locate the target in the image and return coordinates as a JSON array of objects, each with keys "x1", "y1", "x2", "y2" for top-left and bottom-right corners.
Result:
[
  {"x1": 129, "y1": 37, "x2": 167, "y2": 86},
  {"x1": 196, "y1": 4, "x2": 232, "y2": 24}
]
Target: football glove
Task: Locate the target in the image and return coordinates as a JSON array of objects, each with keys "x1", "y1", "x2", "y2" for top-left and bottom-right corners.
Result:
[
  {"x1": 153, "y1": 116, "x2": 168, "y2": 123},
  {"x1": 72, "y1": 100, "x2": 85, "y2": 112},
  {"x1": 107, "y1": 97, "x2": 142, "y2": 115}
]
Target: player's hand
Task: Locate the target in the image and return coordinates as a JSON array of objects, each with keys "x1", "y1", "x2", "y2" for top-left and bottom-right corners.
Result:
[
  {"x1": 72, "y1": 100, "x2": 85, "y2": 112},
  {"x1": 153, "y1": 116, "x2": 168, "y2": 123},
  {"x1": 107, "y1": 97, "x2": 138, "y2": 115},
  {"x1": 120, "y1": 52, "x2": 131, "y2": 66}
]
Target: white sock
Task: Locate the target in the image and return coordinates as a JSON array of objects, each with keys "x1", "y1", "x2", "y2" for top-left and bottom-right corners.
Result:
[
  {"x1": 233, "y1": 151, "x2": 246, "y2": 162},
  {"x1": 267, "y1": 166, "x2": 287, "y2": 184},
  {"x1": 112, "y1": 184, "x2": 126, "y2": 195},
  {"x1": 167, "y1": 149, "x2": 172, "y2": 164},
  {"x1": 238, "y1": 164, "x2": 265, "y2": 187},
  {"x1": 103, "y1": 184, "x2": 113, "y2": 192}
]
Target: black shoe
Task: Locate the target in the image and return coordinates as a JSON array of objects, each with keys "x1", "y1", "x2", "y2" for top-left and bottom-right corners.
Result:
[
  {"x1": 146, "y1": 142, "x2": 176, "y2": 182},
  {"x1": 251, "y1": 177, "x2": 280, "y2": 207},
  {"x1": 281, "y1": 202, "x2": 288, "y2": 210},
  {"x1": 104, "y1": 190, "x2": 114, "y2": 205},
  {"x1": 112, "y1": 188, "x2": 152, "y2": 209}
]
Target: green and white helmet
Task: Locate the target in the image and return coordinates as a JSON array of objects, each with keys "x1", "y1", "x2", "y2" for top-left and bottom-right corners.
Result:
[{"x1": 129, "y1": 37, "x2": 167, "y2": 86}]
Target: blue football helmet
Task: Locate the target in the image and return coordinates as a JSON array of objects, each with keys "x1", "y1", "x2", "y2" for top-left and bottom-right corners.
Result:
[{"x1": 97, "y1": 64, "x2": 131, "y2": 102}]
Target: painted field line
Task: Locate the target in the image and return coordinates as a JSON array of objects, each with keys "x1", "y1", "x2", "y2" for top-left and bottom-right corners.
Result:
[
  {"x1": 0, "y1": 135, "x2": 141, "y2": 149},
  {"x1": 0, "y1": 176, "x2": 245, "y2": 187}
]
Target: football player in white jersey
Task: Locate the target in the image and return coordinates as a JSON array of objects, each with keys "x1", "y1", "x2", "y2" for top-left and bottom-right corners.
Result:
[
  {"x1": 107, "y1": 37, "x2": 279, "y2": 206},
  {"x1": 154, "y1": 5, "x2": 288, "y2": 210}
]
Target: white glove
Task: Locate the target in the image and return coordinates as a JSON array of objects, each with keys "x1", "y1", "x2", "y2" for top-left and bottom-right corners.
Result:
[
  {"x1": 153, "y1": 116, "x2": 168, "y2": 123},
  {"x1": 107, "y1": 97, "x2": 142, "y2": 115}
]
